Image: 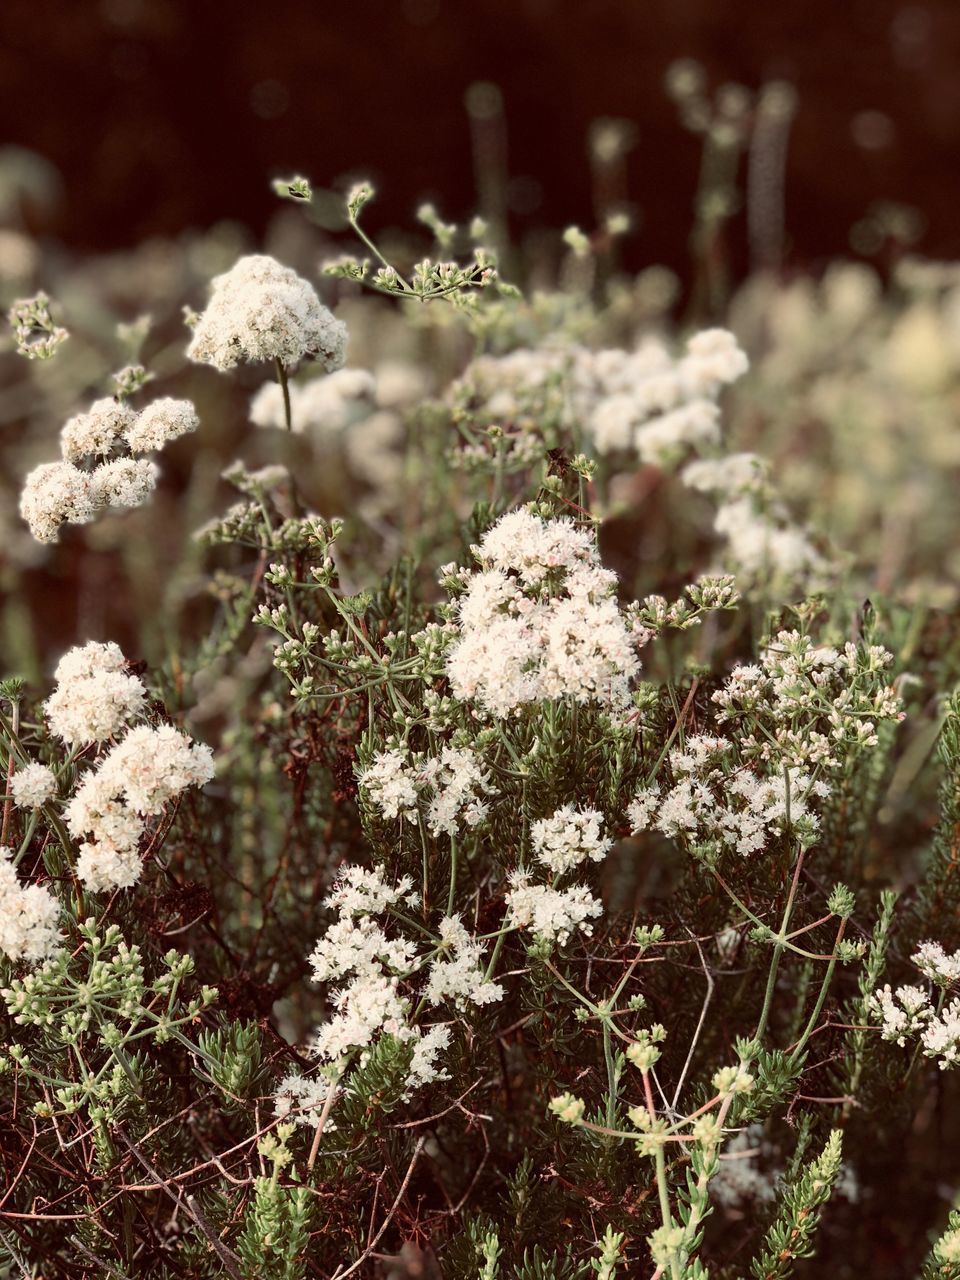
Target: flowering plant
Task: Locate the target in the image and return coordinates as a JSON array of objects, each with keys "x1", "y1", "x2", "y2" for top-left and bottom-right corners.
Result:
[{"x1": 1, "y1": 176, "x2": 959, "y2": 1280}]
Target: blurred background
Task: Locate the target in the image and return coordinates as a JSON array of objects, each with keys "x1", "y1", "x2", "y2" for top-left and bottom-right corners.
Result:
[{"x1": 3, "y1": 0, "x2": 960, "y2": 277}]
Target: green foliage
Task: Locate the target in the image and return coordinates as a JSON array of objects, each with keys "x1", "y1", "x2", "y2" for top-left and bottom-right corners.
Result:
[{"x1": 747, "y1": 1130, "x2": 844, "y2": 1279}]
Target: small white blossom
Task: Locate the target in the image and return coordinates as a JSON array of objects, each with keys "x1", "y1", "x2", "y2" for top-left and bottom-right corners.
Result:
[
  {"x1": 90, "y1": 457, "x2": 159, "y2": 510},
  {"x1": 60, "y1": 397, "x2": 136, "y2": 462},
  {"x1": 44, "y1": 640, "x2": 147, "y2": 746},
  {"x1": 627, "y1": 787, "x2": 661, "y2": 833},
  {"x1": 505, "y1": 871, "x2": 603, "y2": 948},
  {"x1": 913, "y1": 940, "x2": 960, "y2": 987},
  {"x1": 531, "y1": 805, "x2": 610, "y2": 876},
  {"x1": 9, "y1": 762, "x2": 57, "y2": 809},
  {"x1": 424, "y1": 916, "x2": 503, "y2": 1008},
  {"x1": 868, "y1": 983, "x2": 933, "y2": 1046},
  {"x1": 19, "y1": 460, "x2": 98, "y2": 543},
  {"x1": 0, "y1": 848, "x2": 61, "y2": 964},
  {"x1": 358, "y1": 748, "x2": 418, "y2": 821},
  {"x1": 250, "y1": 368, "x2": 375, "y2": 434},
  {"x1": 125, "y1": 397, "x2": 200, "y2": 453},
  {"x1": 445, "y1": 511, "x2": 640, "y2": 717}
]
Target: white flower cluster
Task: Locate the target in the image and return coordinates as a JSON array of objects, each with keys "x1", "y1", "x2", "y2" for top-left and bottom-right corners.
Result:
[
  {"x1": 531, "y1": 804, "x2": 611, "y2": 876},
  {"x1": 913, "y1": 940, "x2": 960, "y2": 986},
  {"x1": 628, "y1": 734, "x2": 829, "y2": 858},
  {"x1": 681, "y1": 449, "x2": 823, "y2": 584},
  {"x1": 65, "y1": 723, "x2": 214, "y2": 892},
  {"x1": 302, "y1": 864, "x2": 500, "y2": 1101},
  {"x1": 869, "y1": 983, "x2": 960, "y2": 1069},
  {"x1": 505, "y1": 871, "x2": 603, "y2": 948},
  {"x1": 20, "y1": 395, "x2": 198, "y2": 542},
  {"x1": 187, "y1": 254, "x2": 347, "y2": 371},
  {"x1": 0, "y1": 847, "x2": 61, "y2": 964},
  {"x1": 358, "y1": 744, "x2": 495, "y2": 837},
  {"x1": 584, "y1": 330, "x2": 747, "y2": 464},
  {"x1": 869, "y1": 939, "x2": 960, "y2": 1068},
  {"x1": 9, "y1": 761, "x2": 57, "y2": 809},
  {"x1": 451, "y1": 330, "x2": 747, "y2": 464},
  {"x1": 424, "y1": 915, "x2": 504, "y2": 1007},
  {"x1": 712, "y1": 631, "x2": 902, "y2": 769},
  {"x1": 444, "y1": 509, "x2": 641, "y2": 717},
  {"x1": 43, "y1": 641, "x2": 147, "y2": 746}
]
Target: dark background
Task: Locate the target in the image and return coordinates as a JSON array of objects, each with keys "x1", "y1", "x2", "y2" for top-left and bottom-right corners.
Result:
[{"x1": 3, "y1": 0, "x2": 960, "y2": 284}]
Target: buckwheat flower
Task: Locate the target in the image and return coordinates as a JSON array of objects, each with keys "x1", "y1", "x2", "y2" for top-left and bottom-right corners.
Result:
[
  {"x1": 9, "y1": 762, "x2": 57, "y2": 809},
  {"x1": 419, "y1": 746, "x2": 495, "y2": 837},
  {"x1": 53, "y1": 639, "x2": 127, "y2": 684},
  {"x1": 324, "y1": 865, "x2": 416, "y2": 917},
  {"x1": 681, "y1": 452, "x2": 768, "y2": 496},
  {"x1": 75, "y1": 840, "x2": 143, "y2": 893},
  {"x1": 505, "y1": 871, "x2": 603, "y2": 948},
  {"x1": 312, "y1": 971, "x2": 410, "y2": 1062},
  {"x1": 934, "y1": 1224, "x2": 960, "y2": 1265},
  {"x1": 358, "y1": 748, "x2": 418, "y2": 821},
  {"x1": 445, "y1": 511, "x2": 640, "y2": 717},
  {"x1": 44, "y1": 641, "x2": 146, "y2": 745},
  {"x1": 680, "y1": 327, "x2": 749, "y2": 394},
  {"x1": 60, "y1": 397, "x2": 136, "y2": 462},
  {"x1": 407, "y1": 1024, "x2": 452, "y2": 1090},
  {"x1": 90, "y1": 457, "x2": 159, "y2": 510},
  {"x1": 274, "y1": 1072, "x2": 339, "y2": 1128},
  {"x1": 20, "y1": 460, "x2": 98, "y2": 542},
  {"x1": 65, "y1": 773, "x2": 146, "y2": 854},
  {"x1": 95, "y1": 723, "x2": 215, "y2": 815},
  {"x1": 125, "y1": 397, "x2": 200, "y2": 453},
  {"x1": 424, "y1": 916, "x2": 503, "y2": 1008},
  {"x1": 0, "y1": 849, "x2": 61, "y2": 964},
  {"x1": 913, "y1": 940, "x2": 960, "y2": 987},
  {"x1": 531, "y1": 805, "x2": 610, "y2": 876},
  {"x1": 588, "y1": 394, "x2": 642, "y2": 454},
  {"x1": 713, "y1": 500, "x2": 822, "y2": 581},
  {"x1": 186, "y1": 254, "x2": 347, "y2": 372},
  {"x1": 309, "y1": 915, "x2": 417, "y2": 986},
  {"x1": 634, "y1": 399, "x2": 721, "y2": 466},
  {"x1": 921, "y1": 996, "x2": 960, "y2": 1068},
  {"x1": 868, "y1": 983, "x2": 933, "y2": 1046},
  {"x1": 627, "y1": 787, "x2": 661, "y2": 833}
]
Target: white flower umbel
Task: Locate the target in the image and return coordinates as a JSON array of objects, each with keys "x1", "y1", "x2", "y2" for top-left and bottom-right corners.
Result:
[
  {"x1": 19, "y1": 461, "x2": 98, "y2": 543},
  {"x1": 445, "y1": 509, "x2": 641, "y2": 718},
  {"x1": 357, "y1": 748, "x2": 419, "y2": 822},
  {"x1": 505, "y1": 871, "x2": 602, "y2": 949},
  {"x1": 922, "y1": 997, "x2": 960, "y2": 1069},
  {"x1": 323, "y1": 865, "x2": 417, "y2": 918},
  {"x1": 60, "y1": 398, "x2": 136, "y2": 462},
  {"x1": 274, "y1": 1072, "x2": 340, "y2": 1129},
  {"x1": 531, "y1": 805, "x2": 611, "y2": 876},
  {"x1": 868, "y1": 983, "x2": 932, "y2": 1046},
  {"x1": 418, "y1": 746, "x2": 495, "y2": 838},
  {"x1": 9, "y1": 762, "x2": 57, "y2": 809},
  {"x1": 424, "y1": 916, "x2": 504, "y2": 1008},
  {"x1": 90, "y1": 457, "x2": 159, "y2": 511},
  {"x1": 913, "y1": 940, "x2": 960, "y2": 987},
  {"x1": 125, "y1": 398, "x2": 200, "y2": 453},
  {"x1": 44, "y1": 641, "x2": 147, "y2": 746},
  {"x1": 64, "y1": 721, "x2": 213, "y2": 892},
  {"x1": 0, "y1": 847, "x2": 61, "y2": 964},
  {"x1": 187, "y1": 254, "x2": 347, "y2": 372}
]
